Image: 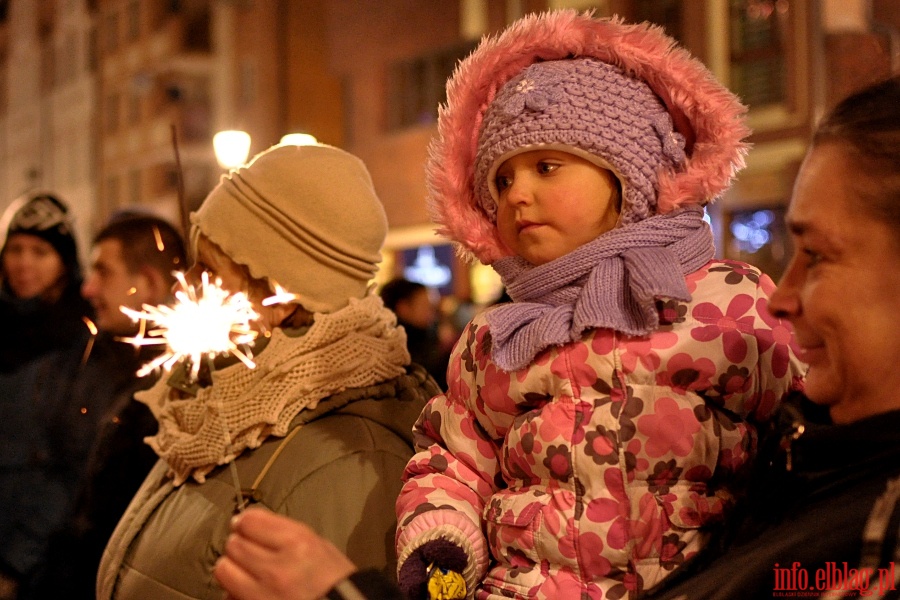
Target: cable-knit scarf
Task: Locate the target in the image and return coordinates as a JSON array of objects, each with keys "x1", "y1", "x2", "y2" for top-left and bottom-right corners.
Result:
[
  {"x1": 487, "y1": 206, "x2": 714, "y2": 372},
  {"x1": 136, "y1": 294, "x2": 410, "y2": 485}
]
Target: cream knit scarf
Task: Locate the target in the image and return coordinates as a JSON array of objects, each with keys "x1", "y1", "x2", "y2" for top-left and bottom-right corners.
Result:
[{"x1": 136, "y1": 294, "x2": 410, "y2": 485}]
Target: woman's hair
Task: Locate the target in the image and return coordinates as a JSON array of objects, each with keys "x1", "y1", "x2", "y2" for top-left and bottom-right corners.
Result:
[{"x1": 813, "y1": 76, "x2": 900, "y2": 234}]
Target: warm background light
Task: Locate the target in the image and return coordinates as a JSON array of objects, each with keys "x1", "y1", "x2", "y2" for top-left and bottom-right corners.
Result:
[
  {"x1": 213, "y1": 130, "x2": 252, "y2": 169},
  {"x1": 279, "y1": 133, "x2": 319, "y2": 146}
]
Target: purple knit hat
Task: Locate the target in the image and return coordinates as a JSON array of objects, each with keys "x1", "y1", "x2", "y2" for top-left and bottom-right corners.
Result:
[{"x1": 475, "y1": 58, "x2": 686, "y2": 226}]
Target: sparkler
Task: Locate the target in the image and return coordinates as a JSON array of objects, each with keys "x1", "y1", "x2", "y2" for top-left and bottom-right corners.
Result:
[
  {"x1": 261, "y1": 281, "x2": 299, "y2": 306},
  {"x1": 120, "y1": 271, "x2": 259, "y2": 380}
]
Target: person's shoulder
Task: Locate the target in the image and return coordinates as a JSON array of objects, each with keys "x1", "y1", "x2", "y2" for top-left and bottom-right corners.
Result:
[{"x1": 687, "y1": 259, "x2": 772, "y2": 299}]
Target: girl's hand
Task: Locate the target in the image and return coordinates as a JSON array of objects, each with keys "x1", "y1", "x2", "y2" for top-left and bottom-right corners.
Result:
[{"x1": 214, "y1": 507, "x2": 357, "y2": 600}]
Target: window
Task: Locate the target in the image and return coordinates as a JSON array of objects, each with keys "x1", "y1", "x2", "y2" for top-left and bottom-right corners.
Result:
[
  {"x1": 400, "y1": 244, "x2": 455, "y2": 297},
  {"x1": 724, "y1": 205, "x2": 790, "y2": 280},
  {"x1": 728, "y1": 0, "x2": 791, "y2": 108},
  {"x1": 127, "y1": 1, "x2": 140, "y2": 41},
  {"x1": 387, "y1": 41, "x2": 477, "y2": 131},
  {"x1": 634, "y1": 0, "x2": 685, "y2": 44},
  {"x1": 106, "y1": 93, "x2": 120, "y2": 133},
  {"x1": 105, "y1": 11, "x2": 119, "y2": 53}
]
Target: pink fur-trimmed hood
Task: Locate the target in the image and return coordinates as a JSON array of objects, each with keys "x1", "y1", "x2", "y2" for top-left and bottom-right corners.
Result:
[{"x1": 426, "y1": 10, "x2": 751, "y2": 264}]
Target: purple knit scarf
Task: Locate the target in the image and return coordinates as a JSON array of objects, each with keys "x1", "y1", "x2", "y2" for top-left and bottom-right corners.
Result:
[{"x1": 487, "y1": 206, "x2": 714, "y2": 372}]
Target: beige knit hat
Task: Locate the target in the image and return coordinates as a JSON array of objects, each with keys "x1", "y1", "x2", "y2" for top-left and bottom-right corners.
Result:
[{"x1": 191, "y1": 144, "x2": 388, "y2": 313}]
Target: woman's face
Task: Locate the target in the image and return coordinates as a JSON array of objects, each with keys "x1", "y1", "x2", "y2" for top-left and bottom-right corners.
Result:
[
  {"x1": 769, "y1": 143, "x2": 900, "y2": 423},
  {"x1": 186, "y1": 234, "x2": 289, "y2": 332},
  {"x1": 188, "y1": 235, "x2": 251, "y2": 300},
  {"x1": 2, "y1": 233, "x2": 66, "y2": 301}
]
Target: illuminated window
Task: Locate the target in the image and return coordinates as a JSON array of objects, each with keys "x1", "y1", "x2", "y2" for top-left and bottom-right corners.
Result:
[
  {"x1": 400, "y1": 245, "x2": 454, "y2": 296},
  {"x1": 730, "y1": 209, "x2": 774, "y2": 253},
  {"x1": 726, "y1": 206, "x2": 790, "y2": 279},
  {"x1": 729, "y1": 0, "x2": 791, "y2": 107}
]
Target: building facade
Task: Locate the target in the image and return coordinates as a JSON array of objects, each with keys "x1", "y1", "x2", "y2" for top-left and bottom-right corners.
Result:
[{"x1": 0, "y1": 0, "x2": 897, "y2": 301}]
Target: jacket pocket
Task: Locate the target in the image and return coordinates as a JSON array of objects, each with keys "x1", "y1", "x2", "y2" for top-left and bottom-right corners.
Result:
[
  {"x1": 654, "y1": 483, "x2": 730, "y2": 530},
  {"x1": 483, "y1": 487, "x2": 551, "y2": 567},
  {"x1": 650, "y1": 483, "x2": 729, "y2": 577}
]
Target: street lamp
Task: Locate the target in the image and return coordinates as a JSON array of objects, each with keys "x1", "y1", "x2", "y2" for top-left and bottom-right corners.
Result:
[
  {"x1": 279, "y1": 133, "x2": 318, "y2": 146},
  {"x1": 213, "y1": 130, "x2": 252, "y2": 169}
]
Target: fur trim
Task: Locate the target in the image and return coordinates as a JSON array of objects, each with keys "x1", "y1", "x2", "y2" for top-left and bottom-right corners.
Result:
[{"x1": 427, "y1": 10, "x2": 751, "y2": 264}]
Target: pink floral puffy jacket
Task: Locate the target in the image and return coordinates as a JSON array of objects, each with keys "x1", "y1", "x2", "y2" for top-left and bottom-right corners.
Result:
[{"x1": 396, "y1": 260, "x2": 805, "y2": 600}]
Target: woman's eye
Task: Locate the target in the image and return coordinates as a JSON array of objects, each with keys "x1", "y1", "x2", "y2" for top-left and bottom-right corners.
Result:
[
  {"x1": 495, "y1": 175, "x2": 512, "y2": 192},
  {"x1": 802, "y1": 248, "x2": 823, "y2": 266}
]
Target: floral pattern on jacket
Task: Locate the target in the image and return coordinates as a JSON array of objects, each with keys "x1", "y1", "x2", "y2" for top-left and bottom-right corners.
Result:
[{"x1": 396, "y1": 261, "x2": 805, "y2": 599}]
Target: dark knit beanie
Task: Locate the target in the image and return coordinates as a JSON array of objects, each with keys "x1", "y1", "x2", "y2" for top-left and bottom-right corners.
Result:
[
  {"x1": 475, "y1": 58, "x2": 687, "y2": 226},
  {"x1": 2, "y1": 193, "x2": 80, "y2": 280}
]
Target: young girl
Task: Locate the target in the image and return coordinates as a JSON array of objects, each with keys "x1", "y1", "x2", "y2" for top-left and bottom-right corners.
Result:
[{"x1": 395, "y1": 11, "x2": 805, "y2": 600}]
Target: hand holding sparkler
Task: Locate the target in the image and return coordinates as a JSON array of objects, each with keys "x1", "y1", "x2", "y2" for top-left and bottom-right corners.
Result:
[{"x1": 215, "y1": 508, "x2": 358, "y2": 600}]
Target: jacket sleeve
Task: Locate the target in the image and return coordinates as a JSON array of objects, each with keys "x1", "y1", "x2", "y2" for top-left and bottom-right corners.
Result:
[
  {"x1": 395, "y1": 321, "x2": 503, "y2": 593},
  {"x1": 738, "y1": 270, "x2": 806, "y2": 424}
]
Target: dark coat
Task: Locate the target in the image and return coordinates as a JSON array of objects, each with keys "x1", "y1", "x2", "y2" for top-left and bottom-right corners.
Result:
[
  {"x1": 29, "y1": 334, "x2": 161, "y2": 600},
  {"x1": 646, "y1": 395, "x2": 900, "y2": 600},
  {"x1": 0, "y1": 288, "x2": 93, "y2": 583}
]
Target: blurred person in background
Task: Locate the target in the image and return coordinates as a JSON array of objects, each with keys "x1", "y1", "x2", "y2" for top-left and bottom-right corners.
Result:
[
  {"x1": 30, "y1": 213, "x2": 186, "y2": 600},
  {"x1": 380, "y1": 277, "x2": 450, "y2": 390},
  {"x1": 0, "y1": 193, "x2": 92, "y2": 599}
]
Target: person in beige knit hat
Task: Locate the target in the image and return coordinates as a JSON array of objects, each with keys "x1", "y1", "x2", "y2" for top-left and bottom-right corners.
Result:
[{"x1": 96, "y1": 144, "x2": 439, "y2": 600}]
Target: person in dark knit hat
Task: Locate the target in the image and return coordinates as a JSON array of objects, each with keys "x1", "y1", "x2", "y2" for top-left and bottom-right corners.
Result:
[
  {"x1": 0, "y1": 193, "x2": 90, "y2": 369},
  {"x1": 0, "y1": 192, "x2": 93, "y2": 599},
  {"x1": 96, "y1": 143, "x2": 438, "y2": 600},
  {"x1": 394, "y1": 11, "x2": 807, "y2": 600}
]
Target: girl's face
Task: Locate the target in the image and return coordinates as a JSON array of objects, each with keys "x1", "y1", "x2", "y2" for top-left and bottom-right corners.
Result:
[
  {"x1": 494, "y1": 150, "x2": 620, "y2": 265},
  {"x1": 769, "y1": 143, "x2": 900, "y2": 424},
  {"x1": 2, "y1": 233, "x2": 66, "y2": 301}
]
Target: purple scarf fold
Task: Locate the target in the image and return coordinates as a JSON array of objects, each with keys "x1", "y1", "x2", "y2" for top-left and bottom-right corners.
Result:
[{"x1": 486, "y1": 206, "x2": 714, "y2": 372}]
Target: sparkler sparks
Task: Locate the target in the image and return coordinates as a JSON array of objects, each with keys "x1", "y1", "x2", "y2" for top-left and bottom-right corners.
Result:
[
  {"x1": 261, "y1": 281, "x2": 299, "y2": 306},
  {"x1": 121, "y1": 271, "x2": 260, "y2": 379}
]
